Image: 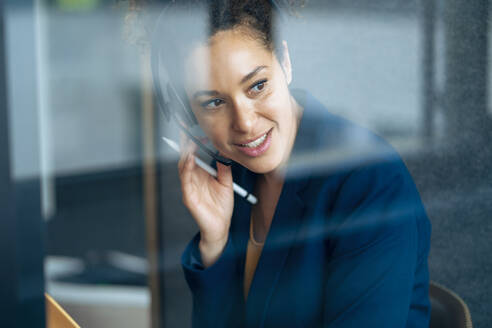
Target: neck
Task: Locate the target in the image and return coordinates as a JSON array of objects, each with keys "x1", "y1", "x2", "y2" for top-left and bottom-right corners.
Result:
[{"x1": 260, "y1": 171, "x2": 285, "y2": 189}]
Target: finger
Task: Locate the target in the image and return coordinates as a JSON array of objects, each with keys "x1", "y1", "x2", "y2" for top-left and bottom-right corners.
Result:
[
  {"x1": 179, "y1": 130, "x2": 188, "y2": 151},
  {"x1": 187, "y1": 139, "x2": 197, "y2": 154},
  {"x1": 178, "y1": 145, "x2": 195, "y2": 175},
  {"x1": 216, "y1": 161, "x2": 233, "y2": 188},
  {"x1": 179, "y1": 140, "x2": 199, "y2": 180},
  {"x1": 178, "y1": 152, "x2": 187, "y2": 175},
  {"x1": 178, "y1": 132, "x2": 187, "y2": 170},
  {"x1": 178, "y1": 142, "x2": 193, "y2": 176},
  {"x1": 179, "y1": 153, "x2": 196, "y2": 202},
  {"x1": 178, "y1": 158, "x2": 186, "y2": 178},
  {"x1": 178, "y1": 132, "x2": 194, "y2": 172},
  {"x1": 186, "y1": 149, "x2": 195, "y2": 172}
]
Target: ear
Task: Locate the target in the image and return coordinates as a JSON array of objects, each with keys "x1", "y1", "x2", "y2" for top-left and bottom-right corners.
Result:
[{"x1": 279, "y1": 40, "x2": 292, "y2": 85}]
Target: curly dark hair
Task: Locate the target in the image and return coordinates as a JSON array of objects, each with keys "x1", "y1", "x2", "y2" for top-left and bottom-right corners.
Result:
[
  {"x1": 127, "y1": 0, "x2": 305, "y2": 98},
  {"x1": 123, "y1": 0, "x2": 306, "y2": 52}
]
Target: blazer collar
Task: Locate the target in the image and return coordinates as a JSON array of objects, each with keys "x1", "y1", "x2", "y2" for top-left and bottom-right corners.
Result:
[{"x1": 229, "y1": 89, "x2": 326, "y2": 327}]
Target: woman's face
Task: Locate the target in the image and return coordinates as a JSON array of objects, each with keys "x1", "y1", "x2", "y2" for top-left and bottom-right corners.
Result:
[{"x1": 183, "y1": 28, "x2": 301, "y2": 175}]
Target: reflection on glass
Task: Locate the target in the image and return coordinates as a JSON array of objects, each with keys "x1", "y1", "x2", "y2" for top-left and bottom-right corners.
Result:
[
  {"x1": 37, "y1": 0, "x2": 150, "y2": 327},
  {"x1": 4, "y1": 0, "x2": 482, "y2": 326}
]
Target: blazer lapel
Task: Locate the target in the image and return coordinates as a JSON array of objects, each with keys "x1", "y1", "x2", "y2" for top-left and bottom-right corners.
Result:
[{"x1": 244, "y1": 174, "x2": 309, "y2": 328}]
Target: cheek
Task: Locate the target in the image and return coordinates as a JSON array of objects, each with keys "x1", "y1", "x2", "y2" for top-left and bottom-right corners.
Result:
[
  {"x1": 196, "y1": 117, "x2": 229, "y2": 148},
  {"x1": 263, "y1": 76, "x2": 291, "y2": 117},
  {"x1": 263, "y1": 91, "x2": 291, "y2": 124},
  {"x1": 193, "y1": 109, "x2": 215, "y2": 134}
]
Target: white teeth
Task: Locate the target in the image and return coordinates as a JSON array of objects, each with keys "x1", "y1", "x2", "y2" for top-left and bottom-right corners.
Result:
[{"x1": 241, "y1": 132, "x2": 268, "y2": 148}]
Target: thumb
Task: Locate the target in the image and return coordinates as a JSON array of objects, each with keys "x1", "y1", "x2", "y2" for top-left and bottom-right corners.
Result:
[{"x1": 216, "y1": 162, "x2": 233, "y2": 188}]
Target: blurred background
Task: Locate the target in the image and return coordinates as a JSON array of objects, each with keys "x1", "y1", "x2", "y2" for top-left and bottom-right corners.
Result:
[{"x1": 1, "y1": 0, "x2": 491, "y2": 327}]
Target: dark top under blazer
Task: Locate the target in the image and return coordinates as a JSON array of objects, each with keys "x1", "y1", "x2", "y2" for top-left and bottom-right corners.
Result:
[{"x1": 181, "y1": 91, "x2": 432, "y2": 328}]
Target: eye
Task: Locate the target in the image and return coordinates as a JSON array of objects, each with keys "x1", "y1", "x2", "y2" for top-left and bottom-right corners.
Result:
[
  {"x1": 201, "y1": 98, "x2": 224, "y2": 109},
  {"x1": 249, "y1": 79, "x2": 267, "y2": 95}
]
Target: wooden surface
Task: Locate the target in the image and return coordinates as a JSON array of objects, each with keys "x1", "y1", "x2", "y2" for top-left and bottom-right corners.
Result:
[{"x1": 46, "y1": 293, "x2": 80, "y2": 328}]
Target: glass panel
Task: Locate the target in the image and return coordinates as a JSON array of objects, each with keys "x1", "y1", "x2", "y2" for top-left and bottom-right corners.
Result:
[
  {"x1": 2, "y1": 0, "x2": 489, "y2": 327},
  {"x1": 37, "y1": 1, "x2": 150, "y2": 327},
  {"x1": 153, "y1": 1, "x2": 489, "y2": 327}
]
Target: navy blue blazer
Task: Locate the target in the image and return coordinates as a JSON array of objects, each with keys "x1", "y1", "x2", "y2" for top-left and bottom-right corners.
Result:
[{"x1": 181, "y1": 91, "x2": 431, "y2": 328}]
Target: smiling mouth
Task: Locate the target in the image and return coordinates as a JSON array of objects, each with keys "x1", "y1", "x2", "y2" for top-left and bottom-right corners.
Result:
[{"x1": 236, "y1": 128, "x2": 272, "y2": 148}]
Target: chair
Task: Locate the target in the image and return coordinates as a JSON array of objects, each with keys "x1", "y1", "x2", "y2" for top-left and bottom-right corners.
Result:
[{"x1": 429, "y1": 281, "x2": 472, "y2": 328}]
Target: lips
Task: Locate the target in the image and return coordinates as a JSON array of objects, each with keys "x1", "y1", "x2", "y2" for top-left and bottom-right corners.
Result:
[
  {"x1": 234, "y1": 128, "x2": 273, "y2": 157},
  {"x1": 235, "y1": 128, "x2": 272, "y2": 147}
]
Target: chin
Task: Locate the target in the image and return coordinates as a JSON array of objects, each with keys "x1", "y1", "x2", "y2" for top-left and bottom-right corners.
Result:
[{"x1": 237, "y1": 156, "x2": 282, "y2": 175}]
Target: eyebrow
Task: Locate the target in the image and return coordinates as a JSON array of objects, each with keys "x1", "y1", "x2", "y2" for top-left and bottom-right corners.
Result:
[
  {"x1": 193, "y1": 90, "x2": 219, "y2": 100},
  {"x1": 240, "y1": 65, "x2": 268, "y2": 84},
  {"x1": 192, "y1": 65, "x2": 268, "y2": 100}
]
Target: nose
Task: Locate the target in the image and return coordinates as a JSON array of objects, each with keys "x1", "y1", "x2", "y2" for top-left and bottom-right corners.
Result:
[{"x1": 230, "y1": 97, "x2": 256, "y2": 133}]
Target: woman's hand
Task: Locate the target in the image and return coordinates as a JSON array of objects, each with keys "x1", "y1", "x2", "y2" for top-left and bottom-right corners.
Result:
[{"x1": 178, "y1": 132, "x2": 234, "y2": 267}]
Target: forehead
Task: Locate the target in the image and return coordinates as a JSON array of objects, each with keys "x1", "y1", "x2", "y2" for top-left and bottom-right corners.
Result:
[{"x1": 184, "y1": 29, "x2": 275, "y2": 91}]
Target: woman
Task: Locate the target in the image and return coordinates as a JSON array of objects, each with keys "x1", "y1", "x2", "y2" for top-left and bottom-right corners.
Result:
[{"x1": 151, "y1": 1, "x2": 431, "y2": 327}]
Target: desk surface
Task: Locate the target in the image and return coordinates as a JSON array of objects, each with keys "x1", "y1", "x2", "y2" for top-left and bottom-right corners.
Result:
[{"x1": 46, "y1": 293, "x2": 80, "y2": 328}]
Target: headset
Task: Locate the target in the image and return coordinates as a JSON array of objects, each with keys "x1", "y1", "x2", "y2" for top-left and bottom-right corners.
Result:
[{"x1": 151, "y1": 0, "x2": 284, "y2": 166}]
